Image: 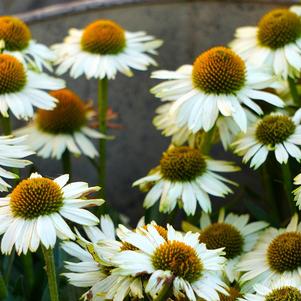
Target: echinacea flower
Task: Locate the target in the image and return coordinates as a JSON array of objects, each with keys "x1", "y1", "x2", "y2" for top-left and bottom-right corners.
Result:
[
  {"x1": 15, "y1": 88, "x2": 106, "y2": 159},
  {"x1": 52, "y1": 19, "x2": 163, "y2": 80},
  {"x1": 232, "y1": 112, "x2": 301, "y2": 169},
  {"x1": 237, "y1": 214, "x2": 301, "y2": 289},
  {"x1": 151, "y1": 46, "x2": 283, "y2": 133},
  {"x1": 0, "y1": 16, "x2": 56, "y2": 71},
  {"x1": 0, "y1": 135, "x2": 33, "y2": 191},
  {"x1": 62, "y1": 215, "x2": 153, "y2": 301},
  {"x1": 196, "y1": 209, "x2": 268, "y2": 282},
  {"x1": 0, "y1": 53, "x2": 64, "y2": 120},
  {"x1": 0, "y1": 172, "x2": 103, "y2": 255},
  {"x1": 244, "y1": 278, "x2": 301, "y2": 301},
  {"x1": 133, "y1": 146, "x2": 239, "y2": 215},
  {"x1": 113, "y1": 224, "x2": 228, "y2": 301},
  {"x1": 230, "y1": 6, "x2": 301, "y2": 79}
]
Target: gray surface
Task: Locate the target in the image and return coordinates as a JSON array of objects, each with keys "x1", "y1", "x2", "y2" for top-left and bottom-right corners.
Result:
[{"x1": 0, "y1": 0, "x2": 289, "y2": 221}]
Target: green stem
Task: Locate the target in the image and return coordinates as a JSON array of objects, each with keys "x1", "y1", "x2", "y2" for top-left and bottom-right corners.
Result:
[
  {"x1": 288, "y1": 77, "x2": 301, "y2": 106},
  {"x1": 199, "y1": 127, "x2": 215, "y2": 155},
  {"x1": 0, "y1": 116, "x2": 11, "y2": 135},
  {"x1": 62, "y1": 149, "x2": 71, "y2": 176},
  {"x1": 261, "y1": 165, "x2": 279, "y2": 225},
  {"x1": 281, "y1": 163, "x2": 296, "y2": 215},
  {"x1": 5, "y1": 252, "x2": 15, "y2": 284},
  {"x1": 98, "y1": 77, "x2": 108, "y2": 199},
  {"x1": 42, "y1": 246, "x2": 59, "y2": 301},
  {"x1": 0, "y1": 271, "x2": 7, "y2": 300},
  {"x1": 21, "y1": 253, "x2": 34, "y2": 295}
]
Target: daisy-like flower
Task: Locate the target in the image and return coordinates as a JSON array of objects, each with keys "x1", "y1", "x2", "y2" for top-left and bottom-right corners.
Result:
[
  {"x1": 113, "y1": 224, "x2": 228, "y2": 301},
  {"x1": 0, "y1": 53, "x2": 64, "y2": 120},
  {"x1": 232, "y1": 112, "x2": 301, "y2": 169},
  {"x1": 52, "y1": 19, "x2": 162, "y2": 80},
  {"x1": 151, "y1": 46, "x2": 284, "y2": 133},
  {"x1": 0, "y1": 16, "x2": 56, "y2": 71},
  {"x1": 237, "y1": 214, "x2": 301, "y2": 289},
  {"x1": 244, "y1": 278, "x2": 301, "y2": 301},
  {"x1": 195, "y1": 209, "x2": 268, "y2": 282},
  {"x1": 154, "y1": 102, "x2": 257, "y2": 149},
  {"x1": 0, "y1": 135, "x2": 33, "y2": 191},
  {"x1": 15, "y1": 88, "x2": 106, "y2": 159},
  {"x1": 63, "y1": 215, "x2": 156, "y2": 301},
  {"x1": 133, "y1": 145, "x2": 239, "y2": 215},
  {"x1": 0, "y1": 172, "x2": 103, "y2": 255},
  {"x1": 230, "y1": 6, "x2": 301, "y2": 79}
]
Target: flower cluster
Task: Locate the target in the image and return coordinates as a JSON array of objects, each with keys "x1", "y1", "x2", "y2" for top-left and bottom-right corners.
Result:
[{"x1": 2, "y1": 4, "x2": 301, "y2": 301}]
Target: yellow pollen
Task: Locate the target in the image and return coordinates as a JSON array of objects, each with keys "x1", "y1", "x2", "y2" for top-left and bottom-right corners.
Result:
[
  {"x1": 0, "y1": 54, "x2": 27, "y2": 94},
  {"x1": 160, "y1": 146, "x2": 207, "y2": 182},
  {"x1": 81, "y1": 20, "x2": 126, "y2": 55},
  {"x1": 267, "y1": 232, "x2": 301, "y2": 273},
  {"x1": 143, "y1": 225, "x2": 168, "y2": 240},
  {"x1": 265, "y1": 286, "x2": 301, "y2": 301},
  {"x1": 36, "y1": 88, "x2": 87, "y2": 134},
  {"x1": 255, "y1": 115, "x2": 296, "y2": 146},
  {"x1": 0, "y1": 16, "x2": 31, "y2": 51},
  {"x1": 10, "y1": 177, "x2": 63, "y2": 219},
  {"x1": 258, "y1": 9, "x2": 301, "y2": 49},
  {"x1": 152, "y1": 241, "x2": 203, "y2": 282},
  {"x1": 192, "y1": 47, "x2": 246, "y2": 95}
]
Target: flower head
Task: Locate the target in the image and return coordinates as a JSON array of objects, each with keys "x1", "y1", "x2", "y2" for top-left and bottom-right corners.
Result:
[
  {"x1": 15, "y1": 88, "x2": 106, "y2": 159},
  {"x1": 151, "y1": 47, "x2": 283, "y2": 133},
  {"x1": 133, "y1": 146, "x2": 239, "y2": 215},
  {"x1": 238, "y1": 214, "x2": 301, "y2": 288},
  {"x1": 0, "y1": 173, "x2": 103, "y2": 255},
  {"x1": 113, "y1": 224, "x2": 227, "y2": 301},
  {"x1": 233, "y1": 112, "x2": 301, "y2": 168},
  {"x1": 231, "y1": 6, "x2": 301, "y2": 79},
  {"x1": 193, "y1": 209, "x2": 268, "y2": 282},
  {"x1": 53, "y1": 19, "x2": 163, "y2": 79},
  {"x1": 0, "y1": 53, "x2": 64, "y2": 120},
  {"x1": 0, "y1": 16, "x2": 56, "y2": 72},
  {"x1": 244, "y1": 278, "x2": 301, "y2": 301}
]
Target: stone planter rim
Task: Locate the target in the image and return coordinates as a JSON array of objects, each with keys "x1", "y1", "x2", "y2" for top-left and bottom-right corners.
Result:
[{"x1": 16, "y1": 0, "x2": 300, "y2": 24}]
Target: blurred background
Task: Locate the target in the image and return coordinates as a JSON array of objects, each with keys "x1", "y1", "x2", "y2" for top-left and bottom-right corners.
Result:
[{"x1": 0, "y1": 0, "x2": 296, "y2": 223}]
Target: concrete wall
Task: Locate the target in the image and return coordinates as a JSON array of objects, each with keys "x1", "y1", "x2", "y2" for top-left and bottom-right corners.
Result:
[{"x1": 0, "y1": 0, "x2": 294, "y2": 222}]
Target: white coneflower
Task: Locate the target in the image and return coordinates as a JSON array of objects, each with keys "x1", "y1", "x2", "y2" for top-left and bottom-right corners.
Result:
[
  {"x1": 244, "y1": 278, "x2": 301, "y2": 301},
  {"x1": 15, "y1": 88, "x2": 106, "y2": 159},
  {"x1": 0, "y1": 16, "x2": 56, "y2": 71},
  {"x1": 62, "y1": 215, "x2": 154, "y2": 301},
  {"x1": 233, "y1": 112, "x2": 301, "y2": 169},
  {"x1": 0, "y1": 172, "x2": 103, "y2": 255},
  {"x1": 113, "y1": 224, "x2": 228, "y2": 301},
  {"x1": 231, "y1": 6, "x2": 301, "y2": 79},
  {"x1": 238, "y1": 214, "x2": 301, "y2": 289},
  {"x1": 151, "y1": 46, "x2": 283, "y2": 133},
  {"x1": 197, "y1": 209, "x2": 268, "y2": 282},
  {"x1": 0, "y1": 135, "x2": 33, "y2": 191},
  {"x1": 52, "y1": 19, "x2": 162, "y2": 80},
  {"x1": 133, "y1": 146, "x2": 239, "y2": 215},
  {"x1": 0, "y1": 53, "x2": 64, "y2": 120}
]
